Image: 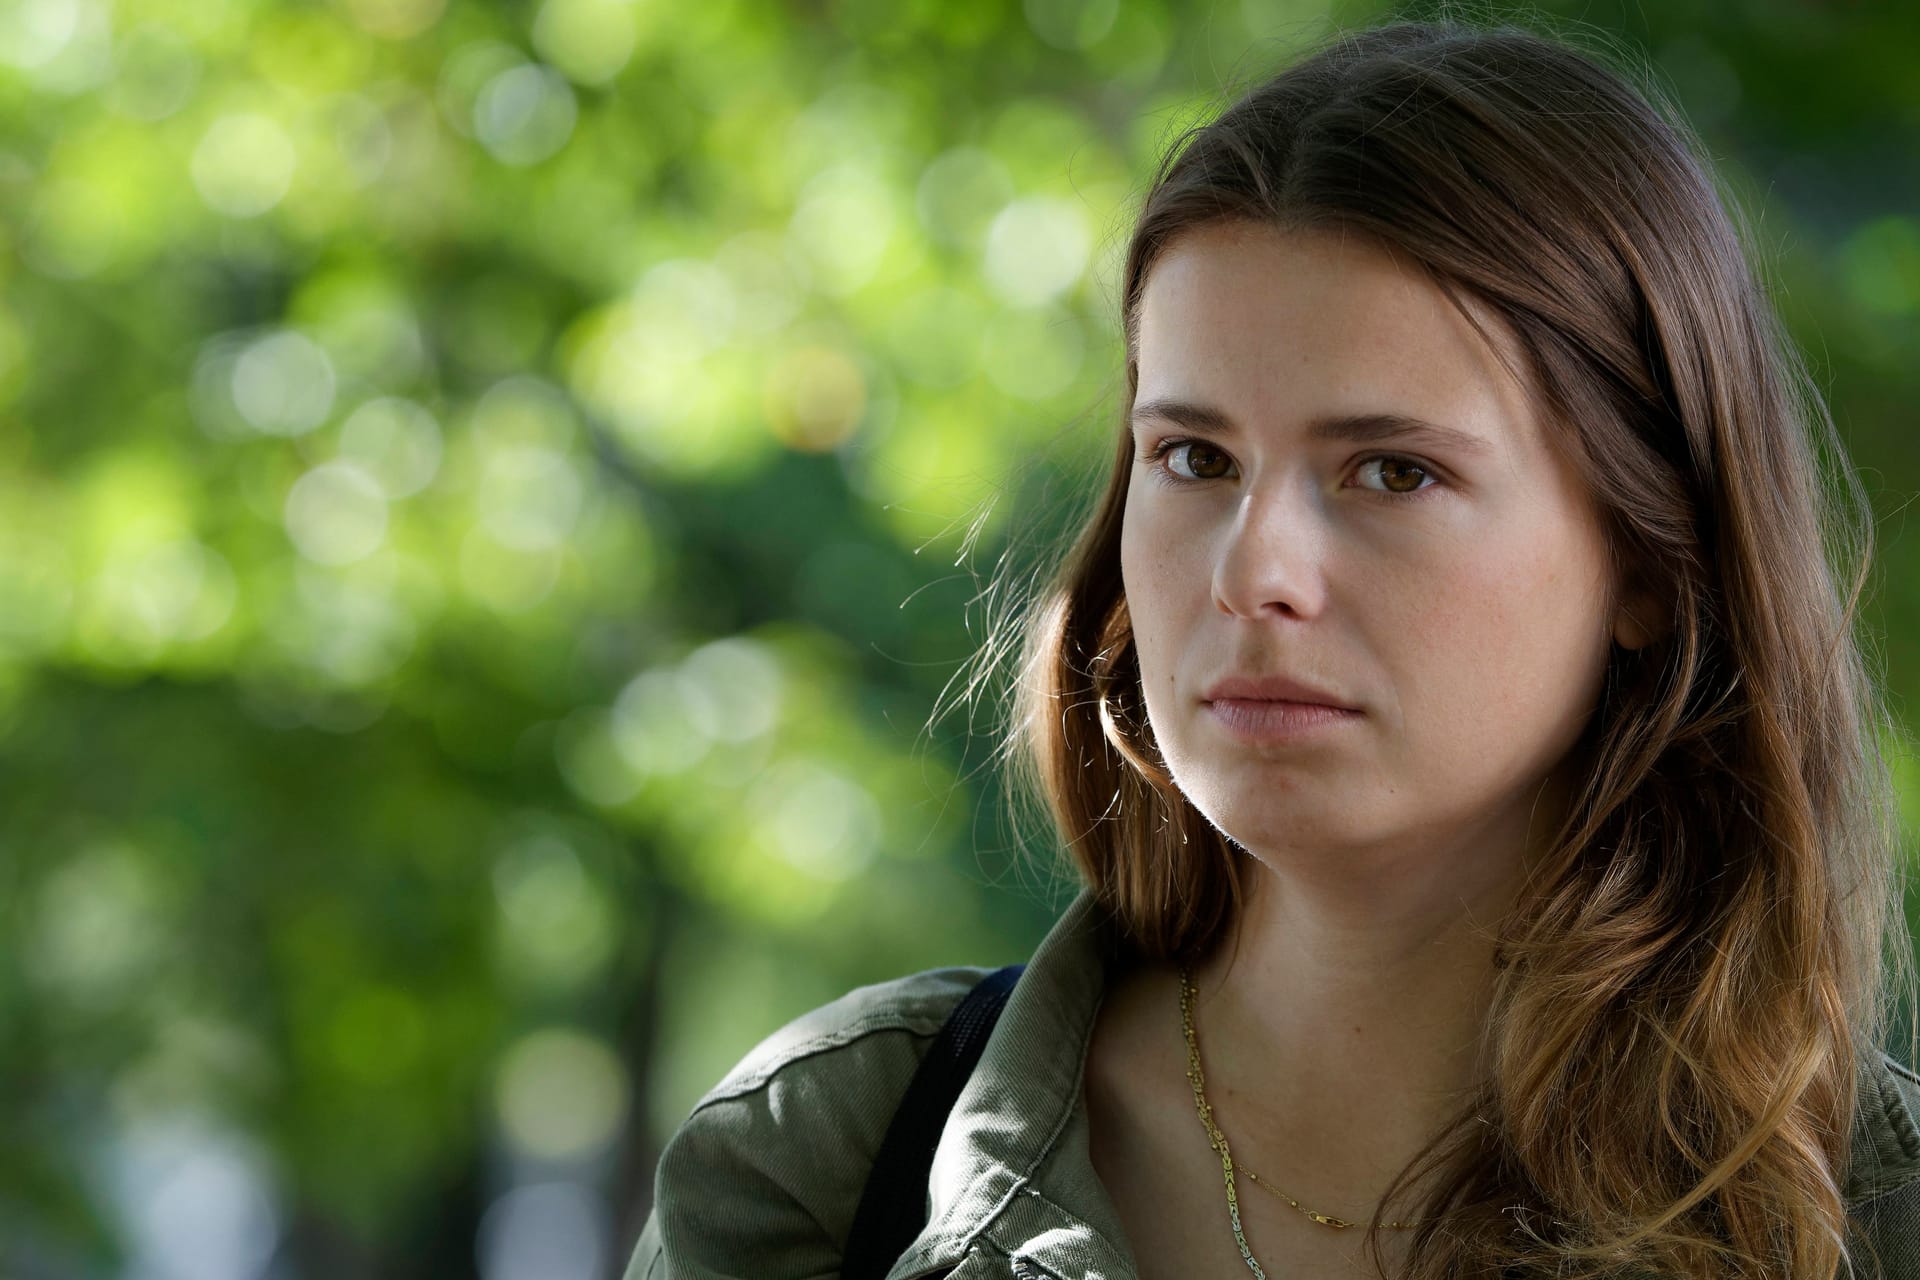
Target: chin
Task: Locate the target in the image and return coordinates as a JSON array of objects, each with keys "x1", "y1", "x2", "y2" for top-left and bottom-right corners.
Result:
[{"x1": 1178, "y1": 790, "x2": 1339, "y2": 857}]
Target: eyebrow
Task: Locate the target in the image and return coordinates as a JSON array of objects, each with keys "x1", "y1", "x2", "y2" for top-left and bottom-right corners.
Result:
[{"x1": 1128, "y1": 398, "x2": 1494, "y2": 457}]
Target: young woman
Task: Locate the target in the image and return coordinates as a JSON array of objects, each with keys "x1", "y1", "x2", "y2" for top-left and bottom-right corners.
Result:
[{"x1": 629, "y1": 18, "x2": 1920, "y2": 1280}]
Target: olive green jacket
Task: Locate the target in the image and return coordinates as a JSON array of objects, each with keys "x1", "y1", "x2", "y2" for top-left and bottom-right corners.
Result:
[{"x1": 627, "y1": 889, "x2": 1920, "y2": 1279}]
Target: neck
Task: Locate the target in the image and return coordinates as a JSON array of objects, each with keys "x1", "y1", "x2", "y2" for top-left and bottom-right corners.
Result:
[{"x1": 1184, "y1": 805, "x2": 1553, "y2": 1214}]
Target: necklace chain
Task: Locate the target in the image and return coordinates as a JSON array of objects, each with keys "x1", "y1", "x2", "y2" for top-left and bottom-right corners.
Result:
[{"x1": 1177, "y1": 966, "x2": 1423, "y2": 1276}]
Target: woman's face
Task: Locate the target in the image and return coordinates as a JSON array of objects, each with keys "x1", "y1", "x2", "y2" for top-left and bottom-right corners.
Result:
[{"x1": 1121, "y1": 221, "x2": 1640, "y2": 871}]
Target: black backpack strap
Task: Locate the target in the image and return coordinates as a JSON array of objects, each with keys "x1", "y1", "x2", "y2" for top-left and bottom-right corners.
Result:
[{"x1": 840, "y1": 963, "x2": 1025, "y2": 1280}]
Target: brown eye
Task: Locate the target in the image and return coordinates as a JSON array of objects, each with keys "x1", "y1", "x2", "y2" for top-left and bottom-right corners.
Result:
[
  {"x1": 1356, "y1": 456, "x2": 1434, "y2": 495},
  {"x1": 1172, "y1": 442, "x2": 1234, "y2": 480},
  {"x1": 1380, "y1": 459, "x2": 1427, "y2": 492}
]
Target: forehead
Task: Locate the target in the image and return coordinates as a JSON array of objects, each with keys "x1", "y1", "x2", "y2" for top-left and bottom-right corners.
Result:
[{"x1": 1133, "y1": 222, "x2": 1539, "y2": 450}]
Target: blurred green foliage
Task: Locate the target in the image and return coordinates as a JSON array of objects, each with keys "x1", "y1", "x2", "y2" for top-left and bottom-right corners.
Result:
[{"x1": 0, "y1": 0, "x2": 1916, "y2": 1275}]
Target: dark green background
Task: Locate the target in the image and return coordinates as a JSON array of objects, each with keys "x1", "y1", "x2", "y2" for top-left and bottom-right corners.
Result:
[{"x1": 1, "y1": 0, "x2": 1915, "y2": 1275}]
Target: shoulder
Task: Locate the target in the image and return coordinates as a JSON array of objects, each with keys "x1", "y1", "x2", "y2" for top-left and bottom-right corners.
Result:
[
  {"x1": 1849, "y1": 1050, "x2": 1920, "y2": 1279},
  {"x1": 694, "y1": 965, "x2": 986, "y2": 1109},
  {"x1": 625, "y1": 966, "x2": 989, "y2": 1280}
]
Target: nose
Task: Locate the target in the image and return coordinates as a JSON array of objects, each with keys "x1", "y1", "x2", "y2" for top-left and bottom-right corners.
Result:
[{"x1": 1212, "y1": 482, "x2": 1330, "y2": 620}]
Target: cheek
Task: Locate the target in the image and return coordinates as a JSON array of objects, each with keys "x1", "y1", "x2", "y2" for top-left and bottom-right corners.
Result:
[
  {"x1": 1119, "y1": 539, "x2": 1158, "y2": 687},
  {"x1": 1119, "y1": 501, "x2": 1167, "y2": 635},
  {"x1": 1396, "y1": 528, "x2": 1611, "y2": 731},
  {"x1": 1119, "y1": 499, "x2": 1199, "y2": 697}
]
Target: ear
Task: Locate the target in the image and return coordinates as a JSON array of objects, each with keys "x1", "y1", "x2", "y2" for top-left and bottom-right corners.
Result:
[{"x1": 1611, "y1": 580, "x2": 1669, "y2": 651}]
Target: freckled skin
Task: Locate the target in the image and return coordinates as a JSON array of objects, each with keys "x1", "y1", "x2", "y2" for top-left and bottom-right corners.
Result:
[
  {"x1": 1120, "y1": 221, "x2": 1637, "y2": 873},
  {"x1": 1091, "y1": 223, "x2": 1661, "y2": 1278}
]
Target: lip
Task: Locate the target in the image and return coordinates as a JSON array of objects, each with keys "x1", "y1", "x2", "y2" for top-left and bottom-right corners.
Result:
[
  {"x1": 1201, "y1": 674, "x2": 1359, "y2": 710},
  {"x1": 1205, "y1": 698, "x2": 1362, "y2": 743}
]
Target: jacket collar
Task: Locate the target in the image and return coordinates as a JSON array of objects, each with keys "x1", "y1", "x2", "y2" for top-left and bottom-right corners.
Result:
[
  {"x1": 890, "y1": 887, "x2": 1920, "y2": 1278},
  {"x1": 892, "y1": 886, "x2": 1124, "y2": 1278},
  {"x1": 1847, "y1": 1034, "x2": 1920, "y2": 1203}
]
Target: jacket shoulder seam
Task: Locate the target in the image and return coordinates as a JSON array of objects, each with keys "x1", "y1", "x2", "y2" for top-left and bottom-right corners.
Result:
[
  {"x1": 1014, "y1": 1184, "x2": 1101, "y2": 1236},
  {"x1": 687, "y1": 971, "x2": 986, "y2": 1113},
  {"x1": 695, "y1": 1011, "x2": 948, "y2": 1110}
]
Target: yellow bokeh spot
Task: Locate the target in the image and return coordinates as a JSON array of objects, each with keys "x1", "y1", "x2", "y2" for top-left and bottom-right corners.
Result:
[
  {"x1": 29, "y1": 120, "x2": 186, "y2": 277},
  {"x1": 192, "y1": 113, "x2": 297, "y2": 218},
  {"x1": 859, "y1": 396, "x2": 1011, "y2": 550},
  {"x1": 558, "y1": 303, "x2": 770, "y2": 481},
  {"x1": 494, "y1": 1028, "x2": 630, "y2": 1160},
  {"x1": 74, "y1": 448, "x2": 196, "y2": 568},
  {"x1": 533, "y1": 0, "x2": 640, "y2": 86},
  {"x1": 763, "y1": 346, "x2": 865, "y2": 452}
]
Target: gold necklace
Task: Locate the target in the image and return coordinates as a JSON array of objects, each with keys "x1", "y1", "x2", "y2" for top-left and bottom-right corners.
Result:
[{"x1": 1178, "y1": 965, "x2": 1423, "y2": 1276}]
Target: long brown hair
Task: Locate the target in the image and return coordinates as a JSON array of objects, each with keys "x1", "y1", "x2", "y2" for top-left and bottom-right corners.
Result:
[{"x1": 998, "y1": 18, "x2": 1913, "y2": 1280}]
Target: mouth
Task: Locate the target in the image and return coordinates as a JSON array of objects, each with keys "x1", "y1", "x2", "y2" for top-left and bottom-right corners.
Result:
[
  {"x1": 1203, "y1": 697, "x2": 1362, "y2": 743},
  {"x1": 1200, "y1": 675, "x2": 1360, "y2": 711}
]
